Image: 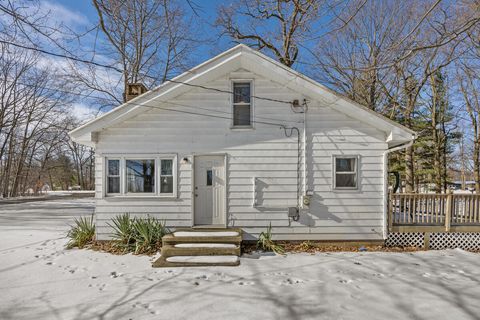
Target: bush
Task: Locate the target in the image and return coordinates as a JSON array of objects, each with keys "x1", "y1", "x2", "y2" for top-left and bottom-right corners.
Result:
[
  {"x1": 108, "y1": 213, "x2": 135, "y2": 252},
  {"x1": 257, "y1": 223, "x2": 285, "y2": 255},
  {"x1": 132, "y1": 216, "x2": 169, "y2": 254},
  {"x1": 67, "y1": 215, "x2": 95, "y2": 249},
  {"x1": 109, "y1": 214, "x2": 170, "y2": 254}
]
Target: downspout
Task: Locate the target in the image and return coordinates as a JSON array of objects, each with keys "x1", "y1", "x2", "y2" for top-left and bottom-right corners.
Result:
[
  {"x1": 303, "y1": 104, "x2": 307, "y2": 200},
  {"x1": 382, "y1": 137, "x2": 415, "y2": 238}
]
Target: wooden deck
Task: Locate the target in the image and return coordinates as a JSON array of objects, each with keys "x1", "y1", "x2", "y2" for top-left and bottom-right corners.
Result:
[{"x1": 389, "y1": 192, "x2": 480, "y2": 233}]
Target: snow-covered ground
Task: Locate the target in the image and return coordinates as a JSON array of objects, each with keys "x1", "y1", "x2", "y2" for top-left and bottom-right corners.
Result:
[{"x1": 1, "y1": 199, "x2": 480, "y2": 320}]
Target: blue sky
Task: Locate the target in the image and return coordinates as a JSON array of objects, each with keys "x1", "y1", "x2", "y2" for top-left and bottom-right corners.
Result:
[
  {"x1": 33, "y1": 0, "x2": 239, "y2": 118},
  {"x1": 55, "y1": 0, "x2": 236, "y2": 62}
]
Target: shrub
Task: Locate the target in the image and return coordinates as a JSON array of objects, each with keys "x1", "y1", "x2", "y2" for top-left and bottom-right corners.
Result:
[
  {"x1": 108, "y1": 214, "x2": 170, "y2": 254},
  {"x1": 108, "y1": 213, "x2": 135, "y2": 252},
  {"x1": 132, "y1": 217, "x2": 169, "y2": 254},
  {"x1": 257, "y1": 223, "x2": 285, "y2": 255},
  {"x1": 67, "y1": 215, "x2": 95, "y2": 249}
]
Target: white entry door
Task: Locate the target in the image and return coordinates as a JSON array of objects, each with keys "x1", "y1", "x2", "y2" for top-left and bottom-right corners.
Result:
[{"x1": 194, "y1": 155, "x2": 226, "y2": 226}]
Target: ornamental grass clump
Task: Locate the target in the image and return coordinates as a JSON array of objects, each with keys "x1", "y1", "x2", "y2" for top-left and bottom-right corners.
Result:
[
  {"x1": 109, "y1": 214, "x2": 170, "y2": 254},
  {"x1": 67, "y1": 214, "x2": 95, "y2": 249},
  {"x1": 257, "y1": 223, "x2": 285, "y2": 255},
  {"x1": 108, "y1": 213, "x2": 135, "y2": 253}
]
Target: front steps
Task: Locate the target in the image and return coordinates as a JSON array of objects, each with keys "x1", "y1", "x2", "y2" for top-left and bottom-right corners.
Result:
[{"x1": 152, "y1": 228, "x2": 242, "y2": 267}]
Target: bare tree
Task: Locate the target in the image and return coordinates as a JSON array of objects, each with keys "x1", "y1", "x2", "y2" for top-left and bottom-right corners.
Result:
[
  {"x1": 91, "y1": 0, "x2": 195, "y2": 103},
  {"x1": 216, "y1": 0, "x2": 367, "y2": 67}
]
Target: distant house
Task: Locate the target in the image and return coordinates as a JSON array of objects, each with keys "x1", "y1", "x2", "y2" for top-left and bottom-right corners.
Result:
[{"x1": 69, "y1": 45, "x2": 415, "y2": 241}]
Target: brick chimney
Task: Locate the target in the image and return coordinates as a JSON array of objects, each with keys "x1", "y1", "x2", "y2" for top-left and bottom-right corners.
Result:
[{"x1": 125, "y1": 83, "x2": 148, "y2": 102}]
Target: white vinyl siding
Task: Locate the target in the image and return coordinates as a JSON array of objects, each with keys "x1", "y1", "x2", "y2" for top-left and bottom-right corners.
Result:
[{"x1": 94, "y1": 69, "x2": 387, "y2": 241}]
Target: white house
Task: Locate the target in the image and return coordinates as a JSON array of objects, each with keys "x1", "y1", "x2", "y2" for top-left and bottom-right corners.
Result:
[{"x1": 69, "y1": 44, "x2": 415, "y2": 241}]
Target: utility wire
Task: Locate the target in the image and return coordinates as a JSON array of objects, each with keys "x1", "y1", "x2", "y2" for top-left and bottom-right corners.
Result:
[
  {"x1": 0, "y1": 39, "x2": 293, "y2": 105},
  {"x1": 13, "y1": 80, "x2": 303, "y2": 125},
  {"x1": 3, "y1": 82, "x2": 304, "y2": 136}
]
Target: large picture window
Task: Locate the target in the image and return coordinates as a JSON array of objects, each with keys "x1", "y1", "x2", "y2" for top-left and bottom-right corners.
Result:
[
  {"x1": 232, "y1": 82, "x2": 252, "y2": 127},
  {"x1": 126, "y1": 159, "x2": 155, "y2": 193},
  {"x1": 105, "y1": 155, "x2": 177, "y2": 197},
  {"x1": 334, "y1": 156, "x2": 359, "y2": 189}
]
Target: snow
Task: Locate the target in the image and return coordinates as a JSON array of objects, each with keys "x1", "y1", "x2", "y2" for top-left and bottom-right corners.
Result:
[
  {"x1": 174, "y1": 231, "x2": 239, "y2": 237},
  {"x1": 1, "y1": 199, "x2": 480, "y2": 320},
  {"x1": 175, "y1": 243, "x2": 237, "y2": 248},
  {"x1": 166, "y1": 255, "x2": 239, "y2": 263}
]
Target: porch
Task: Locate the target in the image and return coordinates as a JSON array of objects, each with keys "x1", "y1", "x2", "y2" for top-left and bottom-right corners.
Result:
[
  {"x1": 387, "y1": 193, "x2": 480, "y2": 250},
  {"x1": 388, "y1": 192, "x2": 480, "y2": 233}
]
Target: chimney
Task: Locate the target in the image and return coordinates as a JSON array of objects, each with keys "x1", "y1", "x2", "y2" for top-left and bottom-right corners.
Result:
[{"x1": 125, "y1": 83, "x2": 148, "y2": 102}]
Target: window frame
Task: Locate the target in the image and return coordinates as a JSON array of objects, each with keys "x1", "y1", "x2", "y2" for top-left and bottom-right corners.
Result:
[
  {"x1": 332, "y1": 155, "x2": 360, "y2": 190},
  {"x1": 159, "y1": 157, "x2": 175, "y2": 196},
  {"x1": 125, "y1": 157, "x2": 156, "y2": 195},
  {"x1": 106, "y1": 158, "x2": 121, "y2": 195},
  {"x1": 231, "y1": 79, "x2": 254, "y2": 129},
  {"x1": 104, "y1": 154, "x2": 177, "y2": 198}
]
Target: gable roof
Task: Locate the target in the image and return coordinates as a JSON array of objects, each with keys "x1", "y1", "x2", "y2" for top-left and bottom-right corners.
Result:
[{"x1": 69, "y1": 44, "x2": 415, "y2": 147}]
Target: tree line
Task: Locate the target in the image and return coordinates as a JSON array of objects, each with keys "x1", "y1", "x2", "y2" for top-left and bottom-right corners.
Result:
[{"x1": 0, "y1": 0, "x2": 479, "y2": 196}]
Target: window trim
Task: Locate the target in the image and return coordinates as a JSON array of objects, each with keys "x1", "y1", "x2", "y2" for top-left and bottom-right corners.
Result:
[
  {"x1": 159, "y1": 157, "x2": 175, "y2": 196},
  {"x1": 104, "y1": 154, "x2": 177, "y2": 198},
  {"x1": 106, "y1": 158, "x2": 121, "y2": 195},
  {"x1": 125, "y1": 157, "x2": 156, "y2": 196},
  {"x1": 231, "y1": 79, "x2": 254, "y2": 129},
  {"x1": 332, "y1": 155, "x2": 360, "y2": 190}
]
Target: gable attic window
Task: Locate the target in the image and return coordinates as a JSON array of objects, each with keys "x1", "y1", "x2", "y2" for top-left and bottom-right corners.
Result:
[
  {"x1": 333, "y1": 156, "x2": 359, "y2": 189},
  {"x1": 232, "y1": 81, "x2": 252, "y2": 127}
]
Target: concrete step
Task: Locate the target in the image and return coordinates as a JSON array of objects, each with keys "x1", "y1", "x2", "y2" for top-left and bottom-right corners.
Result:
[
  {"x1": 162, "y1": 228, "x2": 242, "y2": 246},
  {"x1": 160, "y1": 243, "x2": 240, "y2": 257},
  {"x1": 152, "y1": 255, "x2": 240, "y2": 268},
  {"x1": 153, "y1": 228, "x2": 243, "y2": 268}
]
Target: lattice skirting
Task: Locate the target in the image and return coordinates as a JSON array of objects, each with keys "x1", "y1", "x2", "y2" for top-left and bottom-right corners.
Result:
[
  {"x1": 386, "y1": 232, "x2": 480, "y2": 250},
  {"x1": 385, "y1": 232, "x2": 424, "y2": 248},
  {"x1": 429, "y1": 233, "x2": 480, "y2": 250}
]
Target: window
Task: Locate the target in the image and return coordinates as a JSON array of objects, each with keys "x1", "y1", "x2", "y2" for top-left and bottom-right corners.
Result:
[
  {"x1": 206, "y1": 169, "x2": 213, "y2": 186},
  {"x1": 334, "y1": 156, "x2": 358, "y2": 189},
  {"x1": 105, "y1": 155, "x2": 177, "y2": 197},
  {"x1": 126, "y1": 159, "x2": 155, "y2": 193},
  {"x1": 233, "y1": 82, "x2": 252, "y2": 127},
  {"x1": 107, "y1": 159, "x2": 120, "y2": 193},
  {"x1": 160, "y1": 159, "x2": 173, "y2": 194}
]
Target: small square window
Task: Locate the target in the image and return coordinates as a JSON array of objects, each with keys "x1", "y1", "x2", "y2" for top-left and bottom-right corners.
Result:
[{"x1": 334, "y1": 156, "x2": 358, "y2": 189}]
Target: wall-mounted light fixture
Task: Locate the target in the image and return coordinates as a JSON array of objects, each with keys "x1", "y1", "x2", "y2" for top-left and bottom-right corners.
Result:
[{"x1": 181, "y1": 157, "x2": 190, "y2": 164}]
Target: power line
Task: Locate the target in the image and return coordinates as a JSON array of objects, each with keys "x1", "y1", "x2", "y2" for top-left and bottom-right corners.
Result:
[
  {"x1": 13, "y1": 80, "x2": 303, "y2": 125},
  {"x1": 2, "y1": 81, "x2": 303, "y2": 140},
  {"x1": 0, "y1": 39, "x2": 123, "y2": 73},
  {"x1": 0, "y1": 39, "x2": 294, "y2": 105}
]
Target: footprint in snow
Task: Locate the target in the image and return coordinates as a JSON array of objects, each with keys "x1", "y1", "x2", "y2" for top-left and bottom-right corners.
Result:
[
  {"x1": 339, "y1": 279, "x2": 353, "y2": 284},
  {"x1": 281, "y1": 278, "x2": 305, "y2": 285},
  {"x1": 235, "y1": 280, "x2": 255, "y2": 286}
]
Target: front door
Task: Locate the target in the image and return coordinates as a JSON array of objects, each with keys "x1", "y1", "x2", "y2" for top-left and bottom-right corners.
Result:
[{"x1": 194, "y1": 155, "x2": 226, "y2": 226}]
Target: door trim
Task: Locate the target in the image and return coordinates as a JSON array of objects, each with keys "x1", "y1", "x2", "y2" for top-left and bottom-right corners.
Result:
[{"x1": 191, "y1": 153, "x2": 228, "y2": 228}]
